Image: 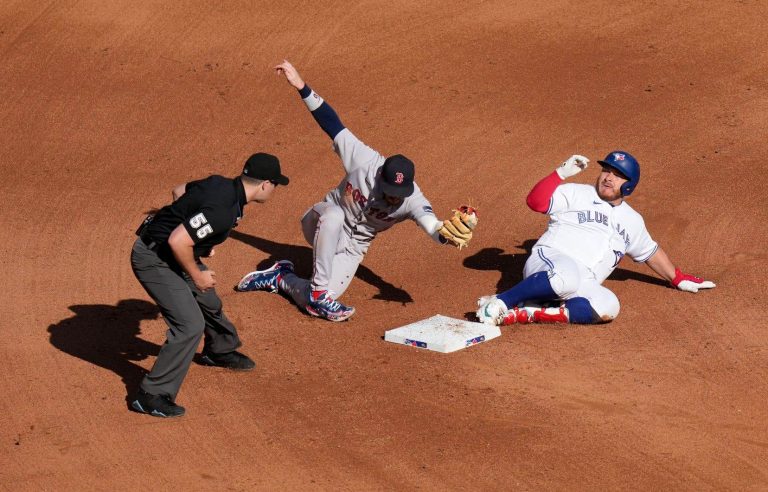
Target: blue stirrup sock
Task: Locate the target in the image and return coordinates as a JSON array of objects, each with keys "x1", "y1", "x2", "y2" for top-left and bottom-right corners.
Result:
[
  {"x1": 497, "y1": 271, "x2": 558, "y2": 308},
  {"x1": 496, "y1": 272, "x2": 601, "y2": 324},
  {"x1": 564, "y1": 297, "x2": 601, "y2": 324}
]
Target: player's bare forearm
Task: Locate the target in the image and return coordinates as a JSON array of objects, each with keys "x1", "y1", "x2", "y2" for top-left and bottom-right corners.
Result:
[
  {"x1": 274, "y1": 60, "x2": 305, "y2": 90},
  {"x1": 645, "y1": 247, "x2": 676, "y2": 282},
  {"x1": 169, "y1": 228, "x2": 203, "y2": 276},
  {"x1": 648, "y1": 246, "x2": 716, "y2": 293},
  {"x1": 168, "y1": 225, "x2": 215, "y2": 290}
]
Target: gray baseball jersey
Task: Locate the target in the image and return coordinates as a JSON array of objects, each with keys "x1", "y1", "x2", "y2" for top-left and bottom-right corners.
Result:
[{"x1": 323, "y1": 128, "x2": 439, "y2": 254}]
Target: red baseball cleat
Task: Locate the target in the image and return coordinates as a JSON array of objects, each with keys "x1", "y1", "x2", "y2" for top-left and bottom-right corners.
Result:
[{"x1": 501, "y1": 305, "x2": 569, "y2": 325}]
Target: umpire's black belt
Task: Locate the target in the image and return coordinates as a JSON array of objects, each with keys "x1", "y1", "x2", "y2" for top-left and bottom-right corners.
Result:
[{"x1": 140, "y1": 233, "x2": 161, "y2": 252}]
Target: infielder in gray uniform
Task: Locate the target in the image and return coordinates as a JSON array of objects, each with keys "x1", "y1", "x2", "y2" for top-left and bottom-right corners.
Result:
[{"x1": 236, "y1": 60, "x2": 477, "y2": 322}]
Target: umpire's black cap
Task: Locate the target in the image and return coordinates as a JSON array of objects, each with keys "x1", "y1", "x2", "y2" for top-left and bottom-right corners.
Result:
[
  {"x1": 243, "y1": 153, "x2": 289, "y2": 185},
  {"x1": 380, "y1": 154, "x2": 415, "y2": 197}
]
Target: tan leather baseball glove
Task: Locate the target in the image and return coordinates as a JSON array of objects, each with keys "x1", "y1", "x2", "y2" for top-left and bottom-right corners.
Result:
[{"x1": 438, "y1": 206, "x2": 478, "y2": 249}]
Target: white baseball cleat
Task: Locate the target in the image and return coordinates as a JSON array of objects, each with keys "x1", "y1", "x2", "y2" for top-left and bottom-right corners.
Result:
[{"x1": 476, "y1": 296, "x2": 508, "y2": 325}]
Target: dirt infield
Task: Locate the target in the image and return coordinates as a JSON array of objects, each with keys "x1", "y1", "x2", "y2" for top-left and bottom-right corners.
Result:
[{"x1": 2, "y1": 1, "x2": 767, "y2": 489}]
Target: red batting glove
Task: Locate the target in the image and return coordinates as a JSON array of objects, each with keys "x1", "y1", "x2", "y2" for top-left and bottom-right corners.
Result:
[{"x1": 671, "y1": 268, "x2": 716, "y2": 293}]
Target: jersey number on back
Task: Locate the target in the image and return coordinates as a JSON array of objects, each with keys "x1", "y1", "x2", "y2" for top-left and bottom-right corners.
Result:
[{"x1": 189, "y1": 213, "x2": 213, "y2": 239}]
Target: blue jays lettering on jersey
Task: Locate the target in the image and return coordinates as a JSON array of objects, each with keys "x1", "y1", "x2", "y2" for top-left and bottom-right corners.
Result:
[
  {"x1": 577, "y1": 210, "x2": 609, "y2": 225},
  {"x1": 537, "y1": 182, "x2": 657, "y2": 283},
  {"x1": 143, "y1": 175, "x2": 247, "y2": 259}
]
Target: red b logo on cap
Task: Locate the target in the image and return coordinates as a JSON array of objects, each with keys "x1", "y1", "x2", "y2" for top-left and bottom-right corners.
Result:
[{"x1": 395, "y1": 172, "x2": 404, "y2": 184}]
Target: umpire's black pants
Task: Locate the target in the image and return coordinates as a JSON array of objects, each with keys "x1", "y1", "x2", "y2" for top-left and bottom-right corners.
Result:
[{"x1": 130, "y1": 238, "x2": 241, "y2": 400}]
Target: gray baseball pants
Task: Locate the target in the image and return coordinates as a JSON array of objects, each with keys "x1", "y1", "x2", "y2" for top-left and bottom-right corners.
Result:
[
  {"x1": 130, "y1": 238, "x2": 241, "y2": 400},
  {"x1": 278, "y1": 202, "x2": 364, "y2": 308}
]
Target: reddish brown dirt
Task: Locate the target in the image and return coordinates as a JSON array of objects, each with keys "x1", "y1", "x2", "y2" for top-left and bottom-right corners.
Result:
[{"x1": 2, "y1": 1, "x2": 768, "y2": 489}]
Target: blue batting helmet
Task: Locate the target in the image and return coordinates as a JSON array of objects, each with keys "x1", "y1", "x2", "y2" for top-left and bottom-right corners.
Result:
[{"x1": 597, "y1": 151, "x2": 640, "y2": 196}]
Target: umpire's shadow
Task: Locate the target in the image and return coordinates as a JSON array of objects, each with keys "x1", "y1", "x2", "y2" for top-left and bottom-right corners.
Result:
[
  {"x1": 230, "y1": 230, "x2": 413, "y2": 304},
  {"x1": 47, "y1": 299, "x2": 160, "y2": 403},
  {"x1": 464, "y1": 239, "x2": 669, "y2": 292}
]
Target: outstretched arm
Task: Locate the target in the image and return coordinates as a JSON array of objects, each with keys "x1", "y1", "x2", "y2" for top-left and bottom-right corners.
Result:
[
  {"x1": 644, "y1": 247, "x2": 676, "y2": 281},
  {"x1": 646, "y1": 247, "x2": 716, "y2": 293},
  {"x1": 274, "y1": 59, "x2": 345, "y2": 139},
  {"x1": 415, "y1": 214, "x2": 446, "y2": 244}
]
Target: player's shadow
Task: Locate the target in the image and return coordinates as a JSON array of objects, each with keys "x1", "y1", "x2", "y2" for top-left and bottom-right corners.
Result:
[
  {"x1": 463, "y1": 241, "x2": 538, "y2": 292},
  {"x1": 47, "y1": 299, "x2": 160, "y2": 405},
  {"x1": 610, "y1": 267, "x2": 669, "y2": 287},
  {"x1": 230, "y1": 230, "x2": 413, "y2": 304},
  {"x1": 464, "y1": 239, "x2": 668, "y2": 292}
]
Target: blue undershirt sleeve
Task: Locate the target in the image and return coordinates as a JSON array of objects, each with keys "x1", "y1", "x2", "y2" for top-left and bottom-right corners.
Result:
[{"x1": 298, "y1": 84, "x2": 345, "y2": 139}]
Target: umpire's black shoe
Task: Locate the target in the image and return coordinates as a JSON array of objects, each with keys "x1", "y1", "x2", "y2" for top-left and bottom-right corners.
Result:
[
  {"x1": 131, "y1": 389, "x2": 185, "y2": 418},
  {"x1": 200, "y1": 350, "x2": 256, "y2": 371}
]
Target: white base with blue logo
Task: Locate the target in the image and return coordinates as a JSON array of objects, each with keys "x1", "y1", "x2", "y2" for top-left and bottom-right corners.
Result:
[{"x1": 384, "y1": 315, "x2": 501, "y2": 353}]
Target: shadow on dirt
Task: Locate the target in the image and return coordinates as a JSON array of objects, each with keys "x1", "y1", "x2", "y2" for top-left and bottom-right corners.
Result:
[
  {"x1": 463, "y1": 241, "x2": 537, "y2": 291},
  {"x1": 464, "y1": 240, "x2": 669, "y2": 292},
  {"x1": 230, "y1": 230, "x2": 413, "y2": 304},
  {"x1": 47, "y1": 299, "x2": 160, "y2": 402},
  {"x1": 609, "y1": 268, "x2": 668, "y2": 287}
]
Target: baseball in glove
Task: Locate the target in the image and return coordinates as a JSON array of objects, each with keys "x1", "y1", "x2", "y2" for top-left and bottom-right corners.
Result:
[{"x1": 438, "y1": 206, "x2": 478, "y2": 249}]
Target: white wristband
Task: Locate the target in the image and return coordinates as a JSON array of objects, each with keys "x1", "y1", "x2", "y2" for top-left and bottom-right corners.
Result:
[{"x1": 303, "y1": 90, "x2": 324, "y2": 111}]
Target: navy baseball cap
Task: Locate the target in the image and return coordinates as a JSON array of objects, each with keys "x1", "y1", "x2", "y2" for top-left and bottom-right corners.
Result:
[
  {"x1": 380, "y1": 154, "x2": 415, "y2": 197},
  {"x1": 242, "y1": 153, "x2": 289, "y2": 185}
]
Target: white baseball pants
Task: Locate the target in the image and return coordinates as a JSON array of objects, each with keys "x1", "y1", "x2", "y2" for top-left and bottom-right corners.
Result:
[{"x1": 524, "y1": 247, "x2": 621, "y2": 321}]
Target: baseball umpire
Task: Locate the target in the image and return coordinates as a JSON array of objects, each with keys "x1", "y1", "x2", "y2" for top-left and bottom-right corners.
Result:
[
  {"x1": 130, "y1": 153, "x2": 288, "y2": 417},
  {"x1": 476, "y1": 151, "x2": 715, "y2": 326},
  {"x1": 235, "y1": 60, "x2": 477, "y2": 322}
]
